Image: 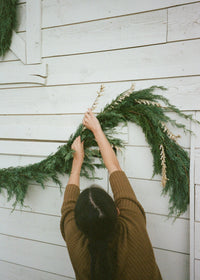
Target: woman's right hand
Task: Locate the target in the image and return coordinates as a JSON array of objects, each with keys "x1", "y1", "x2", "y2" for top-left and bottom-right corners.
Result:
[{"x1": 83, "y1": 108, "x2": 101, "y2": 133}]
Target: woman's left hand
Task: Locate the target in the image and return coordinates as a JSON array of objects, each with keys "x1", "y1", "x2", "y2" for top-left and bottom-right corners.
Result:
[{"x1": 71, "y1": 136, "x2": 84, "y2": 164}]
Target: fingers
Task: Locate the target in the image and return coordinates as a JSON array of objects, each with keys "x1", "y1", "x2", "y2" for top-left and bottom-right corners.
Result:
[{"x1": 71, "y1": 136, "x2": 84, "y2": 148}]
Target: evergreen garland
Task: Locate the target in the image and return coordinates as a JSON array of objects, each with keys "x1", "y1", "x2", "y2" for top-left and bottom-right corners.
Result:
[
  {"x1": 0, "y1": 0, "x2": 18, "y2": 57},
  {"x1": 0, "y1": 85, "x2": 198, "y2": 217}
]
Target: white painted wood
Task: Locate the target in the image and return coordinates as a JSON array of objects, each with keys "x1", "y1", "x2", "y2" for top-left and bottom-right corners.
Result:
[
  {"x1": 26, "y1": 0, "x2": 41, "y2": 64},
  {"x1": 0, "y1": 114, "x2": 127, "y2": 142},
  {"x1": 128, "y1": 178, "x2": 189, "y2": 218},
  {"x1": 147, "y1": 213, "x2": 189, "y2": 254},
  {"x1": 0, "y1": 50, "x2": 18, "y2": 62},
  {"x1": 0, "y1": 140, "x2": 61, "y2": 156},
  {"x1": 0, "y1": 185, "x2": 64, "y2": 215},
  {"x1": 0, "y1": 232, "x2": 189, "y2": 280},
  {"x1": 195, "y1": 222, "x2": 200, "y2": 259},
  {"x1": 124, "y1": 145, "x2": 190, "y2": 187},
  {"x1": 0, "y1": 208, "x2": 189, "y2": 254},
  {"x1": 42, "y1": 0, "x2": 190, "y2": 29},
  {"x1": 1, "y1": 77, "x2": 200, "y2": 113},
  {"x1": 0, "y1": 260, "x2": 73, "y2": 280},
  {"x1": 0, "y1": 84, "x2": 101, "y2": 114},
  {"x1": 0, "y1": 1, "x2": 198, "y2": 279},
  {"x1": 0, "y1": 62, "x2": 47, "y2": 85},
  {"x1": 196, "y1": 112, "x2": 200, "y2": 148},
  {"x1": 45, "y1": 40, "x2": 200, "y2": 85},
  {"x1": 0, "y1": 234, "x2": 75, "y2": 277},
  {"x1": 0, "y1": 154, "x2": 45, "y2": 169},
  {"x1": 195, "y1": 185, "x2": 200, "y2": 222},
  {"x1": 124, "y1": 146, "x2": 162, "y2": 180},
  {"x1": 9, "y1": 31, "x2": 26, "y2": 64},
  {"x1": 16, "y1": 3, "x2": 26, "y2": 32},
  {"x1": 128, "y1": 112, "x2": 191, "y2": 149},
  {"x1": 154, "y1": 249, "x2": 189, "y2": 280},
  {"x1": 0, "y1": 115, "x2": 81, "y2": 141},
  {"x1": 2, "y1": 40, "x2": 200, "y2": 84},
  {"x1": 43, "y1": 10, "x2": 167, "y2": 57},
  {"x1": 190, "y1": 116, "x2": 196, "y2": 280},
  {"x1": 0, "y1": 208, "x2": 65, "y2": 246},
  {"x1": 195, "y1": 260, "x2": 200, "y2": 280},
  {"x1": 195, "y1": 150, "x2": 200, "y2": 184},
  {"x1": 168, "y1": 3, "x2": 200, "y2": 41},
  {"x1": 17, "y1": 0, "x2": 191, "y2": 32}
]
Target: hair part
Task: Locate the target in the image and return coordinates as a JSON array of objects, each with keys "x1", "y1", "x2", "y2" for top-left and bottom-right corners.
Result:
[{"x1": 75, "y1": 185, "x2": 118, "y2": 280}]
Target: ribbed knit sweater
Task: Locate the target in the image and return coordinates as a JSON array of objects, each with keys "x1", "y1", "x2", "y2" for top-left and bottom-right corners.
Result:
[{"x1": 60, "y1": 170, "x2": 162, "y2": 280}]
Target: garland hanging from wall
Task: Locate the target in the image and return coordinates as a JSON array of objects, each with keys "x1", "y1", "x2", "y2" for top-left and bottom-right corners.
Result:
[
  {"x1": 0, "y1": 85, "x2": 198, "y2": 217},
  {"x1": 0, "y1": 0, "x2": 18, "y2": 57}
]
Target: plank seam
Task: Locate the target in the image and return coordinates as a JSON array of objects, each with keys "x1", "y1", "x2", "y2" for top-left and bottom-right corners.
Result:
[
  {"x1": 0, "y1": 232, "x2": 189, "y2": 255},
  {"x1": 41, "y1": 38, "x2": 200, "y2": 59},
  {"x1": 1, "y1": 75, "x2": 200, "y2": 90},
  {"x1": 1, "y1": 37, "x2": 200, "y2": 64},
  {"x1": 0, "y1": 259, "x2": 75, "y2": 279},
  {"x1": 0, "y1": 232, "x2": 65, "y2": 247},
  {"x1": 30, "y1": 1, "x2": 200, "y2": 31},
  {"x1": 153, "y1": 246, "x2": 189, "y2": 256}
]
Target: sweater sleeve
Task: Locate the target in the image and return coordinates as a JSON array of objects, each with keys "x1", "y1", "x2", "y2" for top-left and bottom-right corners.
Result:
[
  {"x1": 60, "y1": 184, "x2": 80, "y2": 241},
  {"x1": 109, "y1": 170, "x2": 146, "y2": 222}
]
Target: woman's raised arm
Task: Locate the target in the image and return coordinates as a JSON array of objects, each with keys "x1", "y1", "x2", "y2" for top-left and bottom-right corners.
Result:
[{"x1": 83, "y1": 109, "x2": 122, "y2": 174}]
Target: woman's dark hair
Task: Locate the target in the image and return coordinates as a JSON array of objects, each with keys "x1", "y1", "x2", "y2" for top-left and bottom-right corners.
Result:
[{"x1": 74, "y1": 184, "x2": 118, "y2": 280}]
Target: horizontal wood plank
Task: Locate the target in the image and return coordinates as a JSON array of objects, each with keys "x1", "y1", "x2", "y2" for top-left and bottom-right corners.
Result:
[
  {"x1": 42, "y1": 10, "x2": 167, "y2": 57},
  {"x1": 0, "y1": 234, "x2": 189, "y2": 280},
  {"x1": 0, "y1": 77, "x2": 200, "y2": 113},
  {"x1": 154, "y1": 248, "x2": 189, "y2": 280},
  {"x1": 0, "y1": 114, "x2": 127, "y2": 142},
  {"x1": 147, "y1": 213, "x2": 189, "y2": 254},
  {"x1": 44, "y1": 40, "x2": 200, "y2": 85},
  {"x1": 0, "y1": 62, "x2": 47, "y2": 86},
  {"x1": 0, "y1": 115, "x2": 82, "y2": 141},
  {"x1": 16, "y1": 0, "x2": 191, "y2": 31},
  {"x1": 2, "y1": 40, "x2": 200, "y2": 83},
  {"x1": 0, "y1": 140, "x2": 61, "y2": 156},
  {"x1": 124, "y1": 146, "x2": 162, "y2": 180},
  {"x1": 0, "y1": 234, "x2": 74, "y2": 277},
  {"x1": 0, "y1": 260, "x2": 74, "y2": 280},
  {"x1": 0, "y1": 208, "x2": 189, "y2": 255},
  {"x1": 0, "y1": 184, "x2": 64, "y2": 215},
  {"x1": 128, "y1": 178, "x2": 189, "y2": 218},
  {"x1": 0, "y1": 208, "x2": 65, "y2": 246},
  {"x1": 168, "y1": 3, "x2": 200, "y2": 41},
  {"x1": 128, "y1": 111, "x2": 191, "y2": 149}
]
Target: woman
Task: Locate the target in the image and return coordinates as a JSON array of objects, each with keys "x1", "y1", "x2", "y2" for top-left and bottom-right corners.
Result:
[{"x1": 60, "y1": 109, "x2": 162, "y2": 280}]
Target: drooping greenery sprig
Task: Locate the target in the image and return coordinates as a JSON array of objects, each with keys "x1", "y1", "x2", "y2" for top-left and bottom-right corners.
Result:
[
  {"x1": 0, "y1": 85, "x2": 198, "y2": 217},
  {"x1": 0, "y1": 0, "x2": 19, "y2": 57}
]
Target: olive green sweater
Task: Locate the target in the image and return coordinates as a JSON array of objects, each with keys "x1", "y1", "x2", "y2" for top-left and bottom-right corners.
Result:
[{"x1": 60, "y1": 170, "x2": 162, "y2": 280}]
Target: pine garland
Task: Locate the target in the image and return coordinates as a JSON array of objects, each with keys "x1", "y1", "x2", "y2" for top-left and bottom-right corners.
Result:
[
  {"x1": 0, "y1": 85, "x2": 198, "y2": 217},
  {"x1": 0, "y1": 0, "x2": 18, "y2": 57}
]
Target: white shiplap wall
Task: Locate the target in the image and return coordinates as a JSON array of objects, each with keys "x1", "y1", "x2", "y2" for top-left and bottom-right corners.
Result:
[{"x1": 0, "y1": 1, "x2": 200, "y2": 279}]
